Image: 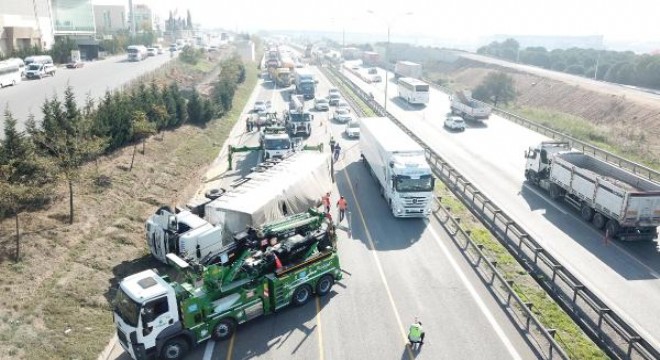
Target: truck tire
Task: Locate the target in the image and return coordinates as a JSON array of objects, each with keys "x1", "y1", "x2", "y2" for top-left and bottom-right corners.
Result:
[
  {"x1": 292, "y1": 284, "x2": 312, "y2": 306},
  {"x1": 592, "y1": 213, "x2": 607, "y2": 229},
  {"x1": 160, "y1": 337, "x2": 189, "y2": 360},
  {"x1": 580, "y1": 205, "x2": 594, "y2": 222},
  {"x1": 606, "y1": 220, "x2": 620, "y2": 238},
  {"x1": 548, "y1": 184, "x2": 562, "y2": 200},
  {"x1": 316, "y1": 275, "x2": 334, "y2": 296},
  {"x1": 212, "y1": 318, "x2": 236, "y2": 341}
]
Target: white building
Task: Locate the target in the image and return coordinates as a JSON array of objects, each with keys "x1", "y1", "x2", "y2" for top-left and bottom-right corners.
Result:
[{"x1": 0, "y1": 0, "x2": 55, "y2": 55}]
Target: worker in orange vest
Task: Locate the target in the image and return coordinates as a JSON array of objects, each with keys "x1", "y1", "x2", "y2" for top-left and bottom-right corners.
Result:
[
  {"x1": 337, "y1": 196, "x2": 348, "y2": 222},
  {"x1": 321, "y1": 192, "x2": 331, "y2": 213}
]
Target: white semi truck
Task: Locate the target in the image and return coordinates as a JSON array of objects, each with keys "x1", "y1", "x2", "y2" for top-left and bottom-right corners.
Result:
[
  {"x1": 450, "y1": 90, "x2": 492, "y2": 121},
  {"x1": 146, "y1": 152, "x2": 332, "y2": 264},
  {"x1": 360, "y1": 117, "x2": 435, "y2": 217},
  {"x1": 394, "y1": 61, "x2": 422, "y2": 79},
  {"x1": 524, "y1": 141, "x2": 660, "y2": 241}
]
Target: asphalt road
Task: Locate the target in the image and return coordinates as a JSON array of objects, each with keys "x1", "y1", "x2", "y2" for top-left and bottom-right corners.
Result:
[
  {"x1": 341, "y1": 61, "x2": 660, "y2": 350},
  {"x1": 107, "y1": 55, "x2": 538, "y2": 359},
  {"x1": 0, "y1": 52, "x2": 176, "y2": 133}
]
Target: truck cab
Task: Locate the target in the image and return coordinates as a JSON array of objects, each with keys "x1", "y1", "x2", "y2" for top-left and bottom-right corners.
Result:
[
  {"x1": 387, "y1": 153, "x2": 435, "y2": 217},
  {"x1": 260, "y1": 126, "x2": 293, "y2": 161},
  {"x1": 114, "y1": 270, "x2": 184, "y2": 360},
  {"x1": 524, "y1": 141, "x2": 571, "y2": 184}
]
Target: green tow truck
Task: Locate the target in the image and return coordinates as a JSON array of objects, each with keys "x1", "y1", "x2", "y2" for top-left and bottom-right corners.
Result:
[{"x1": 113, "y1": 211, "x2": 342, "y2": 360}]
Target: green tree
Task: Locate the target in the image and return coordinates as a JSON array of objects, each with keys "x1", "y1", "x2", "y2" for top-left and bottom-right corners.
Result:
[
  {"x1": 472, "y1": 72, "x2": 516, "y2": 107},
  {"x1": 129, "y1": 111, "x2": 156, "y2": 171},
  {"x1": 187, "y1": 88, "x2": 204, "y2": 125}
]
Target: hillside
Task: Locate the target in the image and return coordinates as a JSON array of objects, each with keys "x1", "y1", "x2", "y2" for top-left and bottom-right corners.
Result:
[{"x1": 426, "y1": 57, "x2": 660, "y2": 167}]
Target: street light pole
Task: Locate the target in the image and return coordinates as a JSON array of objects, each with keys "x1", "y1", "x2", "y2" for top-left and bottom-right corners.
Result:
[{"x1": 384, "y1": 25, "x2": 390, "y2": 112}]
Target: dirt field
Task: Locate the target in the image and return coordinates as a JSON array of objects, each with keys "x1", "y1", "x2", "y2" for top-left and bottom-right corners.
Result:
[
  {"x1": 429, "y1": 57, "x2": 660, "y2": 167},
  {"x1": 0, "y1": 53, "x2": 258, "y2": 359}
]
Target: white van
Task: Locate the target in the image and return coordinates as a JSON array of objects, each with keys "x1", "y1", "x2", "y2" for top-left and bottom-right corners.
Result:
[{"x1": 5, "y1": 58, "x2": 25, "y2": 77}]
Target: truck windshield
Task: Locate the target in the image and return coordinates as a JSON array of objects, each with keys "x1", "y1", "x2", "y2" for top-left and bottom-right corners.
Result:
[
  {"x1": 289, "y1": 113, "x2": 311, "y2": 122},
  {"x1": 127, "y1": 48, "x2": 138, "y2": 54},
  {"x1": 300, "y1": 83, "x2": 314, "y2": 91},
  {"x1": 27, "y1": 64, "x2": 41, "y2": 71},
  {"x1": 113, "y1": 288, "x2": 141, "y2": 327},
  {"x1": 395, "y1": 175, "x2": 434, "y2": 192},
  {"x1": 264, "y1": 138, "x2": 291, "y2": 150}
]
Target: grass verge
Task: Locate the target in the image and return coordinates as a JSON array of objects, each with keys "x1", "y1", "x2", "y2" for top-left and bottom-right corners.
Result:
[
  {"x1": 0, "y1": 56, "x2": 259, "y2": 359},
  {"x1": 434, "y1": 182, "x2": 607, "y2": 359}
]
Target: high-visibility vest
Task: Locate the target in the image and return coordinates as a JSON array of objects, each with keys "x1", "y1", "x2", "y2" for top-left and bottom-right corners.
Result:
[
  {"x1": 337, "y1": 198, "x2": 347, "y2": 210},
  {"x1": 408, "y1": 324, "x2": 423, "y2": 342}
]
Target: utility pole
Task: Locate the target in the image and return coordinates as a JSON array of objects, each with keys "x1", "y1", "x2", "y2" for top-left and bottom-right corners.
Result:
[
  {"x1": 384, "y1": 25, "x2": 390, "y2": 112},
  {"x1": 128, "y1": 0, "x2": 135, "y2": 37}
]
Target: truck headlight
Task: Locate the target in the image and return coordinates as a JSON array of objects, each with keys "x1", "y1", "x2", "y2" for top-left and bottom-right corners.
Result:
[{"x1": 397, "y1": 208, "x2": 402, "y2": 214}]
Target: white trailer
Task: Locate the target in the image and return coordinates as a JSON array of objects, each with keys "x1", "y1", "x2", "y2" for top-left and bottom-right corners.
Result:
[
  {"x1": 360, "y1": 117, "x2": 435, "y2": 217},
  {"x1": 525, "y1": 141, "x2": 660, "y2": 241},
  {"x1": 450, "y1": 90, "x2": 492, "y2": 121},
  {"x1": 146, "y1": 152, "x2": 332, "y2": 263},
  {"x1": 127, "y1": 45, "x2": 148, "y2": 61},
  {"x1": 394, "y1": 61, "x2": 422, "y2": 79}
]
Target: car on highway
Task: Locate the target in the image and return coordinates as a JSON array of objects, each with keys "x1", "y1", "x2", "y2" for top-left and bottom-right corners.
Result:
[
  {"x1": 314, "y1": 97, "x2": 330, "y2": 111},
  {"x1": 25, "y1": 63, "x2": 55, "y2": 79},
  {"x1": 444, "y1": 115, "x2": 466, "y2": 131},
  {"x1": 345, "y1": 119, "x2": 360, "y2": 138},
  {"x1": 66, "y1": 60, "x2": 84, "y2": 69},
  {"x1": 253, "y1": 100, "x2": 271, "y2": 113},
  {"x1": 333, "y1": 108, "x2": 353, "y2": 123},
  {"x1": 336, "y1": 100, "x2": 350, "y2": 112},
  {"x1": 147, "y1": 47, "x2": 157, "y2": 56}
]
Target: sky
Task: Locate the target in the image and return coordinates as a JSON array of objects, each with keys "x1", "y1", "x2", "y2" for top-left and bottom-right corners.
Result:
[{"x1": 94, "y1": 0, "x2": 660, "y2": 44}]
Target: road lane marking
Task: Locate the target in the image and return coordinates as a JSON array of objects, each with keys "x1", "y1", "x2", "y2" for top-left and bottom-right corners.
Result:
[
  {"x1": 338, "y1": 166, "x2": 415, "y2": 360},
  {"x1": 202, "y1": 340, "x2": 215, "y2": 360},
  {"x1": 225, "y1": 332, "x2": 235, "y2": 360},
  {"x1": 427, "y1": 225, "x2": 523, "y2": 360},
  {"x1": 316, "y1": 297, "x2": 325, "y2": 360}
]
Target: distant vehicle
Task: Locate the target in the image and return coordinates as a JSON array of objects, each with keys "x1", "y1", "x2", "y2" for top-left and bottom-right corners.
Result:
[
  {"x1": 314, "y1": 97, "x2": 330, "y2": 111},
  {"x1": 328, "y1": 91, "x2": 341, "y2": 106},
  {"x1": 24, "y1": 55, "x2": 53, "y2": 66},
  {"x1": 394, "y1": 61, "x2": 422, "y2": 79},
  {"x1": 336, "y1": 100, "x2": 350, "y2": 112},
  {"x1": 169, "y1": 44, "x2": 177, "y2": 52},
  {"x1": 333, "y1": 108, "x2": 353, "y2": 123},
  {"x1": 253, "y1": 100, "x2": 271, "y2": 113},
  {"x1": 25, "y1": 63, "x2": 56, "y2": 79},
  {"x1": 66, "y1": 60, "x2": 84, "y2": 69},
  {"x1": 450, "y1": 90, "x2": 492, "y2": 121},
  {"x1": 328, "y1": 88, "x2": 340, "y2": 98},
  {"x1": 5, "y1": 58, "x2": 25, "y2": 77},
  {"x1": 362, "y1": 51, "x2": 380, "y2": 67},
  {"x1": 0, "y1": 60, "x2": 22, "y2": 87},
  {"x1": 127, "y1": 45, "x2": 148, "y2": 61},
  {"x1": 208, "y1": 45, "x2": 218, "y2": 52},
  {"x1": 294, "y1": 68, "x2": 316, "y2": 99},
  {"x1": 146, "y1": 47, "x2": 157, "y2": 56},
  {"x1": 397, "y1": 77, "x2": 430, "y2": 105},
  {"x1": 345, "y1": 119, "x2": 360, "y2": 138},
  {"x1": 154, "y1": 44, "x2": 164, "y2": 54},
  {"x1": 444, "y1": 116, "x2": 465, "y2": 131}
]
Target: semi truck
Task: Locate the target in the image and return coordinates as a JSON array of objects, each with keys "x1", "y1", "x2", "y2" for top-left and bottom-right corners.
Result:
[
  {"x1": 146, "y1": 152, "x2": 332, "y2": 264},
  {"x1": 524, "y1": 141, "x2": 660, "y2": 241},
  {"x1": 394, "y1": 61, "x2": 422, "y2": 79},
  {"x1": 294, "y1": 68, "x2": 316, "y2": 99},
  {"x1": 114, "y1": 214, "x2": 342, "y2": 360},
  {"x1": 127, "y1": 45, "x2": 148, "y2": 61},
  {"x1": 360, "y1": 117, "x2": 435, "y2": 217},
  {"x1": 285, "y1": 95, "x2": 313, "y2": 136},
  {"x1": 450, "y1": 90, "x2": 492, "y2": 121}
]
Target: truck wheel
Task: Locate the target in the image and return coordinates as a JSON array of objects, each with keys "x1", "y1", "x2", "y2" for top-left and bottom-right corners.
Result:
[
  {"x1": 316, "y1": 275, "x2": 334, "y2": 296},
  {"x1": 292, "y1": 285, "x2": 312, "y2": 306},
  {"x1": 212, "y1": 318, "x2": 236, "y2": 341},
  {"x1": 580, "y1": 205, "x2": 594, "y2": 222},
  {"x1": 606, "y1": 220, "x2": 620, "y2": 238},
  {"x1": 592, "y1": 213, "x2": 606, "y2": 229},
  {"x1": 160, "y1": 337, "x2": 189, "y2": 360}
]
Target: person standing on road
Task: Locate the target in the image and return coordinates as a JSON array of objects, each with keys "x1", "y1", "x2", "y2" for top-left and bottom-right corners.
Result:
[
  {"x1": 246, "y1": 116, "x2": 252, "y2": 132},
  {"x1": 329, "y1": 137, "x2": 336, "y2": 153},
  {"x1": 337, "y1": 196, "x2": 347, "y2": 223},
  {"x1": 333, "y1": 143, "x2": 341, "y2": 162},
  {"x1": 408, "y1": 318, "x2": 425, "y2": 346},
  {"x1": 321, "y1": 192, "x2": 331, "y2": 213}
]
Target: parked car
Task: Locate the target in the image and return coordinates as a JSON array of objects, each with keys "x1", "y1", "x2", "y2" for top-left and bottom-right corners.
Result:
[
  {"x1": 333, "y1": 108, "x2": 353, "y2": 123},
  {"x1": 66, "y1": 60, "x2": 84, "y2": 69},
  {"x1": 25, "y1": 63, "x2": 56, "y2": 79},
  {"x1": 345, "y1": 119, "x2": 360, "y2": 138},
  {"x1": 253, "y1": 100, "x2": 271, "y2": 113},
  {"x1": 444, "y1": 115, "x2": 466, "y2": 131},
  {"x1": 314, "y1": 97, "x2": 330, "y2": 111}
]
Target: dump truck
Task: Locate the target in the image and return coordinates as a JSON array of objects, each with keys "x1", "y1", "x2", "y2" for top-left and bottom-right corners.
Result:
[
  {"x1": 449, "y1": 90, "x2": 492, "y2": 121},
  {"x1": 524, "y1": 141, "x2": 660, "y2": 241},
  {"x1": 394, "y1": 61, "x2": 422, "y2": 79},
  {"x1": 285, "y1": 95, "x2": 313, "y2": 136},
  {"x1": 114, "y1": 214, "x2": 342, "y2": 360},
  {"x1": 360, "y1": 117, "x2": 435, "y2": 217},
  {"x1": 146, "y1": 152, "x2": 332, "y2": 264},
  {"x1": 274, "y1": 67, "x2": 291, "y2": 87}
]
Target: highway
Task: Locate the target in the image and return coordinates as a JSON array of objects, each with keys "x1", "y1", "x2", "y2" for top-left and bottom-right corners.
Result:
[
  {"x1": 107, "y1": 52, "x2": 538, "y2": 359},
  {"x1": 0, "y1": 52, "x2": 176, "y2": 133},
  {"x1": 340, "y1": 60, "x2": 660, "y2": 350}
]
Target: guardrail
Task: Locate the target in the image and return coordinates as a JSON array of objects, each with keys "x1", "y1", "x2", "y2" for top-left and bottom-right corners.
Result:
[{"x1": 320, "y1": 64, "x2": 660, "y2": 360}]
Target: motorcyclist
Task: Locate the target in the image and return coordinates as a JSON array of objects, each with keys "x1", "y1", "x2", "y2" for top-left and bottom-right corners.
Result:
[{"x1": 408, "y1": 318, "x2": 425, "y2": 346}]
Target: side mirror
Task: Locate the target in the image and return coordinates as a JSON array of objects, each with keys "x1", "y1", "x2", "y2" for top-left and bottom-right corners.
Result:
[
  {"x1": 523, "y1": 150, "x2": 528, "y2": 158},
  {"x1": 168, "y1": 215, "x2": 177, "y2": 231}
]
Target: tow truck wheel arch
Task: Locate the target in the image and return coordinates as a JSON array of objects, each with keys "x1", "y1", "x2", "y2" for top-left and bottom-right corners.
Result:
[{"x1": 155, "y1": 325, "x2": 195, "y2": 360}]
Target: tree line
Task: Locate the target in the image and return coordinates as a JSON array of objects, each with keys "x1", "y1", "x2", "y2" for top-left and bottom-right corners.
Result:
[
  {"x1": 477, "y1": 39, "x2": 660, "y2": 89},
  {"x1": 0, "y1": 55, "x2": 246, "y2": 261}
]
